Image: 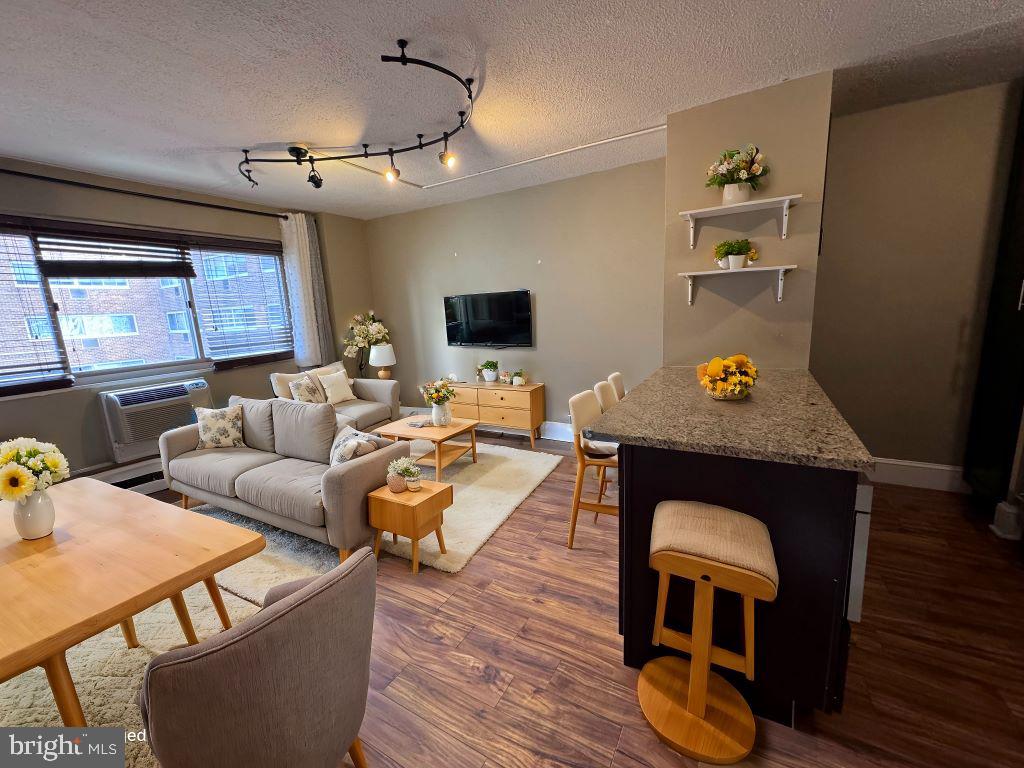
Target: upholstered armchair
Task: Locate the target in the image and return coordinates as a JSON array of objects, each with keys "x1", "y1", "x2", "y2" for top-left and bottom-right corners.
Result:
[{"x1": 139, "y1": 549, "x2": 376, "y2": 768}]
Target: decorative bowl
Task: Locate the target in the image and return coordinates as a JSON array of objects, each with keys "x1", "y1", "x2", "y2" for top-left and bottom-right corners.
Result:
[{"x1": 707, "y1": 388, "x2": 749, "y2": 401}]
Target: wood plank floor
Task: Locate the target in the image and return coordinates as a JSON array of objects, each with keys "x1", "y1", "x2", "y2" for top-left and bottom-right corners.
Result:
[{"x1": 345, "y1": 433, "x2": 1023, "y2": 768}]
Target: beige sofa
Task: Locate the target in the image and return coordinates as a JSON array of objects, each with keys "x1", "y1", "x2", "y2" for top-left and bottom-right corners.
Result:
[
  {"x1": 159, "y1": 397, "x2": 410, "y2": 560},
  {"x1": 269, "y1": 370, "x2": 399, "y2": 432}
]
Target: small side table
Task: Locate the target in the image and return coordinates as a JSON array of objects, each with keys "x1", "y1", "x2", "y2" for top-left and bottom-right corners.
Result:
[{"x1": 368, "y1": 479, "x2": 453, "y2": 574}]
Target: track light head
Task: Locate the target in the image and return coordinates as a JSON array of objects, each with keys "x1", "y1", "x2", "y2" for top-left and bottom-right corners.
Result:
[
  {"x1": 307, "y1": 162, "x2": 323, "y2": 189},
  {"x1": 438, "y1": 150, "x2": 456, "y2": 168},
  {"x1": 385, "y1": 150, "x2": 400, "y2": 183}
]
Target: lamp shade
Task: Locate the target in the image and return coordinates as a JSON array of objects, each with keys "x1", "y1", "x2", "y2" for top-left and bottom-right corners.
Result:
[{"x1": 368, "y1": 343, "x2": 396, "y2": 367}]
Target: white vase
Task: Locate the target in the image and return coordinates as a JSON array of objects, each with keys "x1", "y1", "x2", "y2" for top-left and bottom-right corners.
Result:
[
  {"x1": 431, "y1": 402, "x2": 452, "y2": 427},
  {"x1": 722, "y1": 183, "x2": 750, "y2": 206},
  {"x1": 12, "y1": 490, "x2": 55, "y2": 540},
  {"x1": 715, "y1": 258, "x2": 729, "y2": 270},
  {"x1": 728, "y1": 254, "x2": 747, "y2": 270},
  {"x1": 482, "y1": 369, "x2": 498, "y2": 382}
]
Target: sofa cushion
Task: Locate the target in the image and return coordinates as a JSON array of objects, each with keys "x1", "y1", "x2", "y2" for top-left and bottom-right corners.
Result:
[
  {"x1": 228, "y1": 396, "x2": 275, "y2": 452},
  {"x1": 235, "y1": 458, "x2": 326, "y2": 527},
  {"x1": 169, "y1": 447, "x2": 282, "y2": 498},
  {"x1": 271, "y1": 399, "x2": 336, "y2": 463},
  {"x1": 332, "y1": 399, "x2": 391, "y2": 431}
]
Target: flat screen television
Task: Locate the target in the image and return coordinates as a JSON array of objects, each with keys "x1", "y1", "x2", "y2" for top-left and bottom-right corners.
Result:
[{"x1": 444, "y1": 290, "x2": 533, "y2": 347}]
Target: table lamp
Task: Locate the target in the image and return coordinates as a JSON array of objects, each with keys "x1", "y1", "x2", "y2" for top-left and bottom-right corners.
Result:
[{"x1": 368, "y1": 343, "x2": 397, "y2": 380}]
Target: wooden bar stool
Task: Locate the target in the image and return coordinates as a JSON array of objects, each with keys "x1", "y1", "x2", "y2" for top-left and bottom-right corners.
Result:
[
  {"x1": 638, "y1": 500, "x2": 778, "y2": 764},
  {"x1": 566, "y1": 389, "x2": 618, "y2": 549}
]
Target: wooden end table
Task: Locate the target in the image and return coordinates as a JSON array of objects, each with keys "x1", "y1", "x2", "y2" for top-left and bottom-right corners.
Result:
[
  {"x1": 368, "y1": 479, "x2": 453, "y2": 574},
  {"x1": 375, "y1": 416, "x2": 478, "y2": 482}
]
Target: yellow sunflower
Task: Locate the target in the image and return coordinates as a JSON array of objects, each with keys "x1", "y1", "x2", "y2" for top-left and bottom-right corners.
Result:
[
  {"x1": 706, "y1": 357, "x2": 725, "y2": 378},
  {"x1": 0, "y1": 463, "x2": 36, "y2": 502}
]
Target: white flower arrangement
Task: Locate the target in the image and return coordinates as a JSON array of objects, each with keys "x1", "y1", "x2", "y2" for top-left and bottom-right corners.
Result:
[
  {"x1": 0, "y1": 437, "x2": 70, "y2": 503},
  {"x1": 387, "y1": 456, "x2": 421, "y2": 479},
  {"x1": 343, "y1": 310, "x2": 390, "y2": 360},
  {"x1": 705, "y1": 144, "x2": 770, "y2": 190}
]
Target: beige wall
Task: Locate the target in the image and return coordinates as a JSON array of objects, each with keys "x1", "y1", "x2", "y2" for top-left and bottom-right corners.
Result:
[
  {"x1": 360, "y1": 160, "x2": 665, "y2": 422},
  {"x1": 0, "y1": 159, "x2": 298, "y2": 470},
  {"x1": 810, "y1": 82, "x2": 1020, "y2": 465},
  {"x1": 663, "y1": 72, "x2": 833, "y2": 367},
  {"x1": 315, "y1": 212, "x2": 374, "y2": 378}
]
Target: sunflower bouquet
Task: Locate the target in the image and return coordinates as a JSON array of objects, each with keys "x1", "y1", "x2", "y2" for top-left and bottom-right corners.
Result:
[
  {"x1": 697, "y1": 355, "x2": 758, "y2": 401},
  {"x1": 0, "y1": 437, "x2": 70, "y2": 503}
]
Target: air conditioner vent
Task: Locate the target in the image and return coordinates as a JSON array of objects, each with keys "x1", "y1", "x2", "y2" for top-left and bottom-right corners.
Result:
[
  {"x1": 114, "y1": 383, "x2": 189, "y2": 407},
  {"x1": 101, "y1": 378, "x2": 213, "y2": 463}
]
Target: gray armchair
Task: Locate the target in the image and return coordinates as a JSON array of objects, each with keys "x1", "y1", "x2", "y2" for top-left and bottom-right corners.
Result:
[{"x1": 140, "y1": 549, "x2": 376, "y2": 768}]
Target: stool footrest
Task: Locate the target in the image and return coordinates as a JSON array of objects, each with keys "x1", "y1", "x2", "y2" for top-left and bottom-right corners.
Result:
[
  {"x1": 578, "y1": 499, "x2": 619, "y2": 515},
  {"x1": 657, "y1": 627, "x2": 747, "y2": 675}
]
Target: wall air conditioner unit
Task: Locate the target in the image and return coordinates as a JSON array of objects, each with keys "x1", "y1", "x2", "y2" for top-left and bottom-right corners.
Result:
[{"x1": 100, "y1": 379, "x2": 212, "y2": 464}]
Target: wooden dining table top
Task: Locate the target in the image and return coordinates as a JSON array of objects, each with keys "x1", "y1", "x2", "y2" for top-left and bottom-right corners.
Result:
[{"x1": 0, "y1": 477, "x2": 265, "y2": 681}]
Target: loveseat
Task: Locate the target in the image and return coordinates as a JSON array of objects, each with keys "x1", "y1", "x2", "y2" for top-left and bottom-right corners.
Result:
[
  {"x1": 269, "y1": 369, "x2": 399, "y2": 432},
  {"x1": 159, "y1": 396, "x2": 410, "y2": 560}
]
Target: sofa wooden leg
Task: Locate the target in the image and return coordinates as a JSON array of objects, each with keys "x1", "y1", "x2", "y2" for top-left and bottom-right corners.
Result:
[
  {"x1": 180, "y1": 494, "x2": 189, "y2": 509},
  {"x1": 348, "y1": 737, "x2": 368, "y2": 768},
  {"x1": 339, "y1": 548, "x2": 352, "y2": 564}
]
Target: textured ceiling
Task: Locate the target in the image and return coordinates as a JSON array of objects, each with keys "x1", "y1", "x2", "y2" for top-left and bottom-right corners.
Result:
[{"x1": 2, "y1": 0, "x2": 1024, "y2": 219}]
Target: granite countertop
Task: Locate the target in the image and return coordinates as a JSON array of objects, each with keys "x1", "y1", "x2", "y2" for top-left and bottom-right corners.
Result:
[{"x1": 585, "y1": 367, "x2": 873, "y2": 472}]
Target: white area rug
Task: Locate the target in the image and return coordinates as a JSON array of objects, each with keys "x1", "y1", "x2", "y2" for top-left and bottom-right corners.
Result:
[{"x1": 202, "y1": 440, "x2": 562, "y2": 601}]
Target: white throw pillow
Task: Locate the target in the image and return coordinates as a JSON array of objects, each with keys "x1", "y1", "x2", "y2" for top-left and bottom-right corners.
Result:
[
  {"x1": 310, "y1": 361, "x2": 345, "y2": 380},
  {"x1": 195, "y1": 405, "x2": 244, "y2": 449},
  {"x1": 270, "y1": 371, "x2": 306, "y2": 399},
  {"x1": 288, "y1": 374, "x2": 326, "y2": 404},
  {"x1": 319, "y1": 369, "x2": 356, "y2": 404}
]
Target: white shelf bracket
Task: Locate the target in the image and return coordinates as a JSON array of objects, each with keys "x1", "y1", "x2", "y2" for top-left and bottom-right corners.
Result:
[
  {"x1": 687, "y1": 215, "x2": 696, "y2": 249},
  {"x1": 777, "y1": 268, "x2": 792, "y2": 302},
  {"x1": 780, "y1": 199, "x2": 791, "y2": 240},
  {"x1": 686, "y1": 275, "x2": 695, "y2": 306}
]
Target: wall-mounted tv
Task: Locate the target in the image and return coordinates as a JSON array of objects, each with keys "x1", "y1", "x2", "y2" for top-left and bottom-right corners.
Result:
[{"x1": 444, "y1": 290, "x2": 533, "y2": 347}]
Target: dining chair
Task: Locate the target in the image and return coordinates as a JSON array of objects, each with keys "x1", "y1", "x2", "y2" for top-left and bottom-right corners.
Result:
[
  {"x1": 140, "y1": 549, "x2": 376, "y2": 768},
  {"x1": 608, "y1": 372, "x2": 626, "y2": 400},
  {"x1": 567, "y1": 390, "x2": 619, "y2": 549}
]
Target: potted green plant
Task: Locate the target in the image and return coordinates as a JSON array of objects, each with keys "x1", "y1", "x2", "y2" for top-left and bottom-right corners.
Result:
[
  {"x1": 512, "y1": 369, "x2": 527, "y2": 386},
  {"x1": 388, "y1": 456, "x2": 422, "y2": 492},
  {"x1": 480, "y1": 360, "x2": 499, "y2": 383},
  {"x1": 714, "y1": 239, "x2": 758, "y2": 271},
  {"x1": 705, "y1": 144, "x2": 769, "y2": 205}
]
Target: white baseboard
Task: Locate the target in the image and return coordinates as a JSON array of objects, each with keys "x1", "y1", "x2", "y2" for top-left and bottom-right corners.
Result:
[
  {"x1": 540, "y1": 421, "x2": 572, "y2": 442},
  {"x1": 866, "y1": 457, "x2": 969, "y2": 493}
]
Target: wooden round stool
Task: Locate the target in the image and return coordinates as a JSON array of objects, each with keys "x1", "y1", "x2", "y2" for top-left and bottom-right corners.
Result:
[{"x1": 638, "y1": 500, "x2": 778, "y2": 764}]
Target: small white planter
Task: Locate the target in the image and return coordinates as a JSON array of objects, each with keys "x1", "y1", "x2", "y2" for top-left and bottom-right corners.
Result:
[
  {"x1": 482, "y1": 369, "x2": 498, "y2": 382},
  {"x1": 406, "y1": 476, "x2": 422, "y2": 492},
  {"x1": 12, "y1": 491, "x2": 55, "y2": 540},
  {"x1": 722, "y1": 183, "x2": 751, "y2": 206},
  {"x1": 728, "y1": 253, "x2": 748, "y2": 270},
  {"x1": 715, "y1": 258, "x2": 729, "y2": 270},
  {"x1": 512, "y1": 376, "x2": 526, "y2": 386}
]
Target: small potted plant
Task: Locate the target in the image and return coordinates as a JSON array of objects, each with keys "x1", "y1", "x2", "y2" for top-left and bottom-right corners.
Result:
[
  {"x1": 480, "y1": 360, "x2": 499, "y2": 382},
  {"x1": 0, "y1": 437, "x2": 70, "y2": 540},
  {"x1": 696, "y1": 354, "x2": 759, "y2": 401},
  {"x1": 422, "y1": 379, "x2": 457, "y2": 426},
  {"x1": 512, "y1": 369, "x2": 527, "y2": 386},
  {"x1": 714, "y1": 239, "x2": 758, "y2": 270},
  {"x1": 705, "y1": 144, "x2": 769, "y2": 205},
  {"x1": 388, "y1": 456, "x2": 422, "y2": 492},
  {"x1": 499, "y1": 370, "x2": 512, "y2": 385}
]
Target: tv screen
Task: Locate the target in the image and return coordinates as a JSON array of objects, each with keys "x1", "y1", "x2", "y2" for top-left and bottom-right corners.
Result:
[{"x1": 444, "y1": 290, "x2": 533, "y2": 347}]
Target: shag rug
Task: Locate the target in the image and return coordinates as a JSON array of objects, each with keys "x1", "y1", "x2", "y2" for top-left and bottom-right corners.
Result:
[{"x1": 0, "y1": 439, "x2": 559, "y2": 763}]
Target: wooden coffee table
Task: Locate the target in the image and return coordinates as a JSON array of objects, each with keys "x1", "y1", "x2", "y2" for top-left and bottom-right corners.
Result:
[
  {"x1": 0, "y1": 477, "x2": 265, "y2": 726},
  {"x1": 368, "y1": 479, "x2": 453, "y2": 574},
  {"x1": 376, "y1": 416, "x2": 479, "y2": 482}
]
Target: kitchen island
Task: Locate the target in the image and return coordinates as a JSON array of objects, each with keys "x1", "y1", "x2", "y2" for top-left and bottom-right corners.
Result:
[{"x1": 585, "y1": 366, "x2": 872, "y2": 723}]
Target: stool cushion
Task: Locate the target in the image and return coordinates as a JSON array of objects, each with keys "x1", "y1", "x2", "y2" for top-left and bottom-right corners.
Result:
[{"x1": 651, "y1": 501, "x2": 778, "y2": 589}]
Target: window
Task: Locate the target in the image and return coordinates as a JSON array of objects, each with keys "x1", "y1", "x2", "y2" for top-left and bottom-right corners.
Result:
[
  {"x1": 167, "y1": 311, "x2": 189, "y2": 333},
  {"x1": 0, "y1": 222, "x2": 292, "y2": 391},
  {"x1": 203, "y1": 254, "x2": 248, "y2": 280},
  {"x1": 12, "y1": 260, "x2": 39, "y2": 286}
]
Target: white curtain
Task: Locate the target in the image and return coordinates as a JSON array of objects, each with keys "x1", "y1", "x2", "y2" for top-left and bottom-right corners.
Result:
[{"x1": 280, "y1": 212, "x2": 335, "y2": 367}]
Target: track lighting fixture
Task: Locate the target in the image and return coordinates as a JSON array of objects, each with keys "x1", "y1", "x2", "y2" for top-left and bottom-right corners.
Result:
[
  {"x1": 238, "y1": 40, "x2": 475, "y2": 189},
  {"x1": 438, "y1": 133, "x2": 456, "y2": 169},
  {"x1": 385, "y1": 150, "x2": 400, "y2": 183},
  {"x1": 306, "y1": 160, "x2": 323, "y2": 189}
]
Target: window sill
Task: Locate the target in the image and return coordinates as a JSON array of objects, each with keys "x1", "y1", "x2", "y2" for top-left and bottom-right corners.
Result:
[
  {"x1": 213, "y1": 350, "x2": 294, "y2": 371},
  {"x1": 0, "y1": 376, "x2": 75, "y2": 398}
]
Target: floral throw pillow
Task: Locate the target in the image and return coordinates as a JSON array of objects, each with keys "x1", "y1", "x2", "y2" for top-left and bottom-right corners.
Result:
[
  {"x1": 288, "y1": 374, "x2": 326, "y2": 404},
  {"x1": 329, "y1": 426, "x2": 388, "y2": 465},
  {"x1": 195, "y1": 405, "x2": 244, "y2": 449}
]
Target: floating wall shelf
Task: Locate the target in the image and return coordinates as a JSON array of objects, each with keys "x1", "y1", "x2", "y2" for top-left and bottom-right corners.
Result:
[
  {"x1": 678, "y1": 264, "x2": 798, "y2": 306},
  {"x1": 679, "y1": 194, "x2": 802, "y2": 249}
]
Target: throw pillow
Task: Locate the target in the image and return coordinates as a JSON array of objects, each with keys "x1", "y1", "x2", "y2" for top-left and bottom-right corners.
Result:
[
  {"x1": 329, "y1": 426, "x2": 390, "y2": 465},
  {"x1": 195, "y1": 405, "x2": 244, "y2": 449},
  {"x1": 319, "y1": 369, "x2": 356, "y2": 405},
  {"x1": 288, "y1": 374, "x2": 326, "y2": 404}
]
